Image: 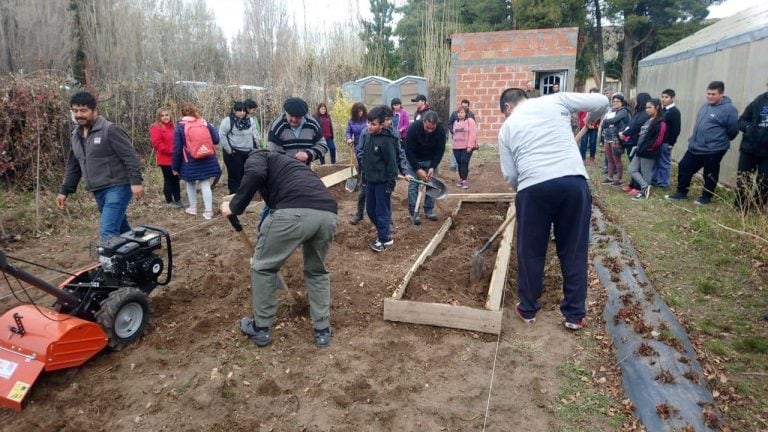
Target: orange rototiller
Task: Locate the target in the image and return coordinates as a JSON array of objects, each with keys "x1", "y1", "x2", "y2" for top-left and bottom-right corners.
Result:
[{"x1": 0, "y1": 225, "x2": 172, "y2": 411}]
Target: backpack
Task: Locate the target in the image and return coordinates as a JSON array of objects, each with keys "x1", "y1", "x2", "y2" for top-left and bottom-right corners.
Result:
[{"x1": 183, "y1": 118, "x2": 215, "y2": 161}]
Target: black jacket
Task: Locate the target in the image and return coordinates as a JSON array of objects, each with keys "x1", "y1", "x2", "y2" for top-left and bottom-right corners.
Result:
[
  {"x1": 229, "y1": 151, "x2": 337, "y2": 215},
  {"x1": 635, "y1": 119, "x2": 666, "y2": 159},
  {"x1": 404, "y1": 121, "x2": 446, "y2": 170},
  {"x1": 738, "y1": 91, "x2": 768, "y2": 157},
  {"x1": 662, "y1": 105, "x2": 681, "y2": 147},
  {"x1": 623, "y1": 110, "x2": 650, "y2": 149},
  {"x1": 361, "y1": 128, "x2": 398, "y2": 190},
  {"x1": 601, "y1": 107, "x2": 630, "y2": 143}
]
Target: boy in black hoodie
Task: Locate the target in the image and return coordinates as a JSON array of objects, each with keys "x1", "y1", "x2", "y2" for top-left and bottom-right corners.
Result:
[{"x1": 362, "y1": 106, "x2": 398, "y2": 252}]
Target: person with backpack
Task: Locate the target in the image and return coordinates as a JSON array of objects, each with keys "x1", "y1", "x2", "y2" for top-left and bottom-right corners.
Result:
[
  {"x1": 219, "y1": 101, "x2": 258, "y2": 194},
  {"x1": 57, "y1": 91, "x2": 144, "y2": 242},
  {"x1": 735, "y1": 83, "x2": 768, "y2": 211},
  {"x1": 172, "y1": 102, "x2": 221, "y2": 220},
  {"x1": 627, "y1": 98, "x2": 667, "y2": 200}
]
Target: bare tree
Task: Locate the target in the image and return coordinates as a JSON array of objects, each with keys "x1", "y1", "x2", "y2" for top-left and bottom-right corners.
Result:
[{"x1": 0, "y1": 0, "x2": 73, "y2": 74}]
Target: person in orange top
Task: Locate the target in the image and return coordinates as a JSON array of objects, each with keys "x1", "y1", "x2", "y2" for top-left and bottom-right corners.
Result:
[
  {"x1": 450, "y1": 106, "x2": 478, "y2": 189},
  {"x1": 149, "y1": 107, "x2": 181, "y2": 208}
]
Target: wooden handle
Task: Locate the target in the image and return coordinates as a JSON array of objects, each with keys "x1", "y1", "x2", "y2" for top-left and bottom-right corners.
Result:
[
  {"x1": 478, "y1": 206, "x2": 517, "y2": 254},
  {"x1": 574, "y1": 125, "x2": 588, "y2": 144}
]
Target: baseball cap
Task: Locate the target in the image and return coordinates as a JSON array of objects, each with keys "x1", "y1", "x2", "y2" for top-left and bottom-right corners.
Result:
[{"x1": 411, "y1": 94, "x2": 427, "y2": 102}]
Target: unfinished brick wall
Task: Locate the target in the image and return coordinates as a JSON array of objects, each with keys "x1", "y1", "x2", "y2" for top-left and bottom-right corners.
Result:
[{"x1": 450, "y1": 28, "x2": 578, "y2": 144}]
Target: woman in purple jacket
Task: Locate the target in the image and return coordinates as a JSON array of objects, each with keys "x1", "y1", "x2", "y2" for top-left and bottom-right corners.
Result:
[
  {"x1": 346, "y1": 102, "x2": 368, "y2": 225},
  {"x1": 172, "y1": 102, "x2": 221, "y2": 220}
]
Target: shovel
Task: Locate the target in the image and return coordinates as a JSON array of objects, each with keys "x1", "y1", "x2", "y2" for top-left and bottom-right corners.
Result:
[
  {"x1": 344, "y1": 144, "x2": 358, "y2": 192},
  {"x1": 227, "y1": 215, "x2": 287, "y2": 290},
  {"x1": 574, "y1": 125, "x2": 588, "y2": 144},
  {"x1": 408, "y1": 177, "x2": 448, "y2": 200},
  {"x1": 469, "y1": 208, "x2": 516, "y2": 284}
]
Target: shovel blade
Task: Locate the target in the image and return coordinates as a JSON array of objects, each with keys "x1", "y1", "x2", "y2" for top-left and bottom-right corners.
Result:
[
  {"x1": 344, "y1": 177, "x2": 358, "y2": 193},
  {"x1": 469, "y1": 250, "x2": 484, "y2": 284}
]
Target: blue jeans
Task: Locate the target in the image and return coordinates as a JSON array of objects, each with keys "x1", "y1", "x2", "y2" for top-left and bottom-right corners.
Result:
[
  {"x1": 365, "y1": 182, "x2": 392, "y2": 242},
  {"x1": 93, "y1": 185, "x2": 132, "y2": 241},
  {"x1": 652, "y1": 143, "x2": 671, "y2": 187},
  {"x1": 319, "y1": 138, "x2": 336, "y2": 164},
  {"x1": 579, "y1": 129, "x2": 598, "y2": 160},
  {"x1": 407, "y1": 161, "x2": 436, "y2": 215}
]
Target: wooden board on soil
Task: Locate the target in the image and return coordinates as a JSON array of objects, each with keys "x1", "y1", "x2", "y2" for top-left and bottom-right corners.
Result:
[{"x1": 383, "y1": 201, "x2": 513, "y2": 334}]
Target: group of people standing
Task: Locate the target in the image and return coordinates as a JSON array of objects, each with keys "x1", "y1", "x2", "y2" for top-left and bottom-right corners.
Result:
[
  {"x1": 598, "y1": 89, "x2": 681, "y2": 201},
  {"x1": 595, "y1": 80, "x2": 768, "y2": 209},
  {"x1": 148, "y1": 99, "x2": 260, "y2": 220}
]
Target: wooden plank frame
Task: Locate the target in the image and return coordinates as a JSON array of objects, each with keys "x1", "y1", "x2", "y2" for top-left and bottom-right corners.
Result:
[{"x1": 384, "y1": 198, "x2": 517, "y2": 335}]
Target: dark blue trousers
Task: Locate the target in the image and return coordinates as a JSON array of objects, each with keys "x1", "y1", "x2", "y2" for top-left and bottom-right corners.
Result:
[
  {"x1": 516, "y1": 176, "x2": 591, "y2": 323},
  {"x1": 365, "y1": 182, "x2": 392, "y2": 242}
]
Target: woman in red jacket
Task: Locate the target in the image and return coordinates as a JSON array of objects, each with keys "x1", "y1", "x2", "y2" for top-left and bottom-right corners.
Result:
[{"x1": 149, "y1": 107, "x2": 181, "y2": 208}]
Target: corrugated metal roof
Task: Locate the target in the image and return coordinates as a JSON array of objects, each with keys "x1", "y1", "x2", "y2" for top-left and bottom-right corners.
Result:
[{"x1": 639, "y1": 3, "x2": 768, "y2": 67}]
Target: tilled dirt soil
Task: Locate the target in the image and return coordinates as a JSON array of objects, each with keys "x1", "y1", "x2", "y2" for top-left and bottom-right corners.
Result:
[{"x1": 0, "y1": 158, "x2": 616, "y2": 431}]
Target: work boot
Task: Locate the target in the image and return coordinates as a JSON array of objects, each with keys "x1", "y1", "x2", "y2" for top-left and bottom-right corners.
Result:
[
  {"x1": 240, "y1": 318, "x2": 272, "y2": 347},
  {"x1": 348, "y1": 214, "x2": 363, "y2": 225},
  {"x1": 314, "y1": 327, "x2": 332, "y2": 348},
  {"x1": 425, "y1": 211, "x2": 438, "y2": 221}
]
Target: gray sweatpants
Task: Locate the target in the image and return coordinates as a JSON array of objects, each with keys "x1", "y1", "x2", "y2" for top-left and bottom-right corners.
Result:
[
  {"x1": 629, "y1": 156, "x2": 656, "y2": 190},
  {"x1": 250, "y1": 208, "x2": 337, "y2": 330}
]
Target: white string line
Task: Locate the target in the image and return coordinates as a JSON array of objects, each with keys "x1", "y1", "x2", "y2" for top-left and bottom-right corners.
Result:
[{"x1": 482, "y1": 285, "x2": 506, "y2": 431}]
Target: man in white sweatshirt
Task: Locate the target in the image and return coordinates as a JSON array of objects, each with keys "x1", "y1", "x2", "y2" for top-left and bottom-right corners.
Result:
[{"x1": 498, "y1": 88, "x2": 609, "y2": 330}]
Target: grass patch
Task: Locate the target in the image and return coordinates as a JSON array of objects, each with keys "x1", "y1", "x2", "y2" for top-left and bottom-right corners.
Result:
[
  {"x1": 554, "y1": 361, "x2": 628, "y2": 431},
  {"x1": 696, "y1": 279, "x2": 717, "y2": 295},
  {"x1": 587, "y1": 160, "x2": 768, "y2": 427},
  {"x1": 733, "y1": 336, "x2": 768, "y2": 354}
]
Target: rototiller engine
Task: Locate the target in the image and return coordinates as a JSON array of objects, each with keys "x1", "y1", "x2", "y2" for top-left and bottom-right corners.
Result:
[{"x1": 0, "y1": 225, "x2": 172, "y2": 411}]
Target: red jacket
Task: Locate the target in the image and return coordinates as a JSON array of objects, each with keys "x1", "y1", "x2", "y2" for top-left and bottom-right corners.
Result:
[
  {"x1": 578, "y1": 111, "x2": 600, "y2": 129},
  {"x1": 150, "y1": 122, "x2": 175, "y2": 166}
]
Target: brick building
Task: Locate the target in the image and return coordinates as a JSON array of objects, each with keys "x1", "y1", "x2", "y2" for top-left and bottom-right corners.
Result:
[{"x1": 449, "y1": 28, "x2": 579, "y2": 144}]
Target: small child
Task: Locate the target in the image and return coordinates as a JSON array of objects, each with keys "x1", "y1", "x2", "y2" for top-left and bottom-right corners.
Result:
[{"x1": 361, "y1": 106, "x2": 398, "y2": 252}]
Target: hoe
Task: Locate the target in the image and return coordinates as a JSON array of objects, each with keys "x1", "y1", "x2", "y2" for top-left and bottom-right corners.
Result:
[{"x1": 0, "y1": 225, "x2": 172, "y2": 411}]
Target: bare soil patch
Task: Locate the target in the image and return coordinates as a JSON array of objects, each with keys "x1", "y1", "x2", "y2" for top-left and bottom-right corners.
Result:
[
  {"x1": 405, "y1": 202, "x2": 510, "y2": 306},
  {"x1": 0, "y1": 159, "x2": 624, "y2": 431}
]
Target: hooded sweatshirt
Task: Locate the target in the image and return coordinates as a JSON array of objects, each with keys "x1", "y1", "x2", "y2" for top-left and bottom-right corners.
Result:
[{"x1": 687, "y1": 96, "x2": 739, "y2": 155}]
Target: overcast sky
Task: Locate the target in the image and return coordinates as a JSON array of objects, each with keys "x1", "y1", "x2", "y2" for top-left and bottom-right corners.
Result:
[{"x1": 207, "y1": 0, "x2": 761, "y2": 42}]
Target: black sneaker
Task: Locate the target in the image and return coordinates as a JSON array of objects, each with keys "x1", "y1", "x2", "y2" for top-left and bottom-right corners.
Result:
[
  {"x1": 425, "y1": 212, "x2": 439, "y2": 221},
  {"x1": 694, "y1": 196, "x2": 711, "y2": 205},
  {"x1": 664, "y1": 192, "x2": 688, "y2": 201},
  {"x1": 349, "y1": 214, "x2": 363, "y2": 225},
  {"x1": 240, "y1": 317, "x2": 272, "y2": 347},
  {"x1": 314, "y1": 327, "x2": 332, "y2": 348}
]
